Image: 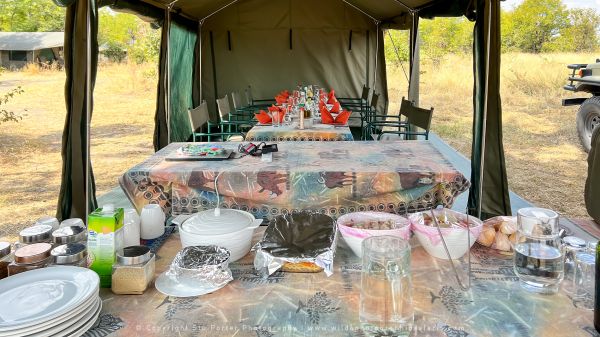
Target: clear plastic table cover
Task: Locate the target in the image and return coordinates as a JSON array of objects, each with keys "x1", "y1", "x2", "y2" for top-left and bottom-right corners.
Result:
[
  {"x1": 165, "y1": 246, "x2": 233, "y2": 288},
  {"x1": 253, "y1": 211, "x2": 337, "y2": 277}
]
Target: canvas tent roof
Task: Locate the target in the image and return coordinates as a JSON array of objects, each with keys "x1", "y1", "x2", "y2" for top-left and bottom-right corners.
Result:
[{"x1": 0, "y1": 32, "x2": 64, "y2": 51}]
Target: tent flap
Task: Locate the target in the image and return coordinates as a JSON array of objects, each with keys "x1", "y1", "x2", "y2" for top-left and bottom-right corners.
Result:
[
  {"x1": 57, "y1": 0, "x2": 98, "y2": 220},
  {"x1": 467, "y1": 0, "x2": 511, "y2": 219}
]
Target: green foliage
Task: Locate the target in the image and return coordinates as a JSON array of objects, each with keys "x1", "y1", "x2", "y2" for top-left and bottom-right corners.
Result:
[
  {"x1": 0, "y1": 86, "x2": 24, "y2": 124},
  {"x1": 503, "y1": 0, "x2": 568, "y2": 53},
  {"x1": 98, "y1": 8, "x2": 160, "y2": 64},
  {"x1": 0, "y1": 0, "x2": 65, "y2": 32},
  {"x1": 543, "y1": 8, "x2": 600, "y2": 52}
]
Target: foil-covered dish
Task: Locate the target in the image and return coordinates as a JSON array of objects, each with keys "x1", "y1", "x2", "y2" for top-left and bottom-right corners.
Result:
[
  {"x1": 165, "y1": 245, "x2": 233, "y2": 289},
  {"x1": 253, "y1": 211, "x2": 337, "y2": 277}
]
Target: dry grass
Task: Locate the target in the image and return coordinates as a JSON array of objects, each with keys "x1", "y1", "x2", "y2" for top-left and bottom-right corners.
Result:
[
  {"x1": 0, "y1": 52, "x2": 593, "y2": 240},
  {"x1": 388, "y1": 52, "x2": 594, "y2": 219},
  {"x1": 0, "y1": 62, "x2": 157, "y2": 241}
]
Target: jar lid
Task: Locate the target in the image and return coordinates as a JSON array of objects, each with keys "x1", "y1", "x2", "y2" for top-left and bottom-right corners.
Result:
[
  {"x1": 588, "y1": 241, "x2": 598, "y2": 251},
  {"x1": 0, "y1": 242, "x2": 11, "y2": 258},
  {"x1": 563, "y1": 236, "x2": 586, "y2": 249},
  {"x1": 14, "y1": 243, "x2": 52, "y2": 264},
  {"x1": 181, "y1": 209, "x2": 254, "y2": 235},
  {"x1": 59, "y1": 218, "x2": 84, "y2": 229},
  {"x1": 19, "y1": 225, "x2": 53, "y2": 243},
  {"x1": 116, "y1": 245, "x2": 152, "y2": 265},
  {"x1": 52, "y1": 226, "x2": 87, "y2": 244},
  {"x1": 517, "y1": 207, "x2": 559, "y2": 221},
  {"x1": 35, "y1": 216, "x2": 60, "y2": 230},
  {"x1": 51, "y1": 243, "x2": 87, "y2": 265},
  {"x1": 575, "y1": 252, "x2": 596, "y2": 265}
]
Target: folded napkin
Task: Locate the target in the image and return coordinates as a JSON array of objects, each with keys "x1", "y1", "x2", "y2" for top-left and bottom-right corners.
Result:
[
  {"x1": 330, "y1": 101, "x2": 341, "y2": 113},
  {"x1": 275, "y1": 95, "x2": 287, "y2": 104},
  {"x1": 268, "y1": 105, "x2": 281, "y2": 112},
  {"x1": 327, "y1": 90, "x2": 337, "y2": 104},
  {"x1": 255, "y1": 110, "x2": 272, "y2": 124},
  {"x1": 320, "y1": 106, "x2": 334, "y2": 124},
  {"x1": 335, "y1": 110, "x2": 351, "y2": 124}
]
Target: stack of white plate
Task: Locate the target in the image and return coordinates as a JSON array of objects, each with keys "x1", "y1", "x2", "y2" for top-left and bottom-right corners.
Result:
[{"x1": 0, "y1": 266, "x2": 101, "y2": 337}]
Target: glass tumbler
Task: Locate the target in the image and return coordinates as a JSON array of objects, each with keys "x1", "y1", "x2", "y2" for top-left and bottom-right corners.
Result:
[
  {"x1": 573, "y1": 251, "x2": 595, "y2": 310},
  {"x1": 360, "y1": 236, "x2": 413, "y2": 336},
  {"x1": 513, "y1": 207, "x2": 564, "y2": 294}
]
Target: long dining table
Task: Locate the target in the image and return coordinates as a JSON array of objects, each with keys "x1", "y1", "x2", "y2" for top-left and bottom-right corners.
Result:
[
  {"x1": 89, "y1": 227, "x2": 595, "y2": 337},
  {"x1": 245, "y1": 121, "x2": 354, "y2": 142},
  {"x1": 119, "y1": 141, "x2": 470, "y2": 219}
]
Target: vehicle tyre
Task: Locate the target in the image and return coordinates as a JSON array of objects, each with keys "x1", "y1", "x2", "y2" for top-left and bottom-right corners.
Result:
[{"x1": 577, "y1": 96, "x2": 600, "y2": 153}]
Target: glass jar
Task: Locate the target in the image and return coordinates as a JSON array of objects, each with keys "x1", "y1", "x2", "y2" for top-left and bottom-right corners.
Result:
[
  {"x1": 0, "y1": 242, "x2": 13, "y2": 280},
  {"x1": 8, "y1": 243, "x2": 52, "y2": 276},
  {"x1": 52, "y1": 226, "x2": 87, "y2": 245},
  {"x1": 35, "y1": 216, "x2": 60, "y2": 231},
  {"x1": 562, "y1": 236, "x2": 587, "y2": 280},
  {"x1": 50, "y1": 243, "x2": 88, "y2": 267},
  {"x1": 17, "y1": 224, "x2": 53, "y2": 249},
  {"x1": 111, "y1": 245, "x2": 155, "y2": 295},
  {"x1": 59, "y1": 218, "x2": 85, "y2": 229}
]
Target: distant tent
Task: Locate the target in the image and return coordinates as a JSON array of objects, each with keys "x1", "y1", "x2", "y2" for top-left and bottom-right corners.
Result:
[
  {"x1": 54, "y1": 0, "x2": 510, "y2": 221},
  {"x1": 0, "y1": 32, "x2": 64, "y2": 68}
]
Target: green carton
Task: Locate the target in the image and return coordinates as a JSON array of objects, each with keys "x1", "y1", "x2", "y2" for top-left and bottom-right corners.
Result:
[{"x1": 87, "y1": 206, "x2": 124, "y2": 288}]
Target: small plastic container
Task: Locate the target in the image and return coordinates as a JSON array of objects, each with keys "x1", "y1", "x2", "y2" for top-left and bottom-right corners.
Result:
[
  {"x1": 0, "y1": 242, "x2": 13, "y2": 280},
  {"x1": 50, "y1": 243, "x2": 88, "y2": 267},
  {"x1": 8, "y1": 243, "x2": 52, "y2": 276},
  {"x1": 52, "y1": 226, "x2": 87, "y2": 245},
  {"x1": 111, "y1": 246, "x2": 155, "y2": 295}
]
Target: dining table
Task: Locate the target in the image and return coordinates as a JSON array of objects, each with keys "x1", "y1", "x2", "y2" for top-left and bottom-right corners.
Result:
[
  {"x1": 119, "y1": 141, "x2": 470, "y2": 219},
  {"x1": 245, "y1": 121, "x2": 354, "y2": 142},
  {"x1": 88, "y1": 227, "x2": 596, "y2": 337}
]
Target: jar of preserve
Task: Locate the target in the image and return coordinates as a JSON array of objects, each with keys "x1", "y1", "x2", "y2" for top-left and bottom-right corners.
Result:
[
  {"x1": 8, "y1": 243, "x2": 52, "y2": 276},
  {"x1": 52, "y1": 226, "x2": 87, "y2": 245},
  {"x1": 0, "y1": 242, "x2": 12, "y2": 280},
  {"x1": 17, "y1": 225, "x2": 53, "y2": 249},
  {"x1": 50, "y1": 243, "x2": 88, "y2": 267},
  {"x1": 111, "y1": 246, "x2": 155, "y2": 295}
]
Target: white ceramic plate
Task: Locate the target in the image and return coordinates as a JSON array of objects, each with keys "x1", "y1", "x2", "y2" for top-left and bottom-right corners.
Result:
[
  {"x1": 64, "y1": 298, "x2": 102, "y2": 337},
  {"x1": 155, "y1": 272, "x2": 227, "y2": 298},
  {"x1": 0, "y1": 293, "x2": 98, "y2": 337},
  {"x1": 0, "y1": 267, "x2": 99, "y2": 331},
  {"x1": 25, "y1": 297, "x2": 101, "y2": 337}
]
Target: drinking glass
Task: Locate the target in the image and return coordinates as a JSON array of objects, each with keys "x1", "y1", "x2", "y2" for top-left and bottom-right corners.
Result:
[
  {"x1": 573, "y1": 251, "x2": 595, "y2": 310},
  {"x1": 360, "y1": 236, "x2": 413, "y2": 336},
  {"x1": 513, "y1": 207, "x2": 564, "y2": 294},
  {"x1": 271, "y1": 111, "x2": 280, "y2": 128}
]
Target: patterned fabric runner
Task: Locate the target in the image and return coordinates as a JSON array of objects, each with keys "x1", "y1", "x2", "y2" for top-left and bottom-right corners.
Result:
[
  {"x1": 96, "y1": 230, "x2": 595, "y2": 337},
  {"x1": 119, "y1": 141, "x2": 470, "y2": 218},
  {"x1": 245, "y1": 123, "x2": 354, "y2": 142}
]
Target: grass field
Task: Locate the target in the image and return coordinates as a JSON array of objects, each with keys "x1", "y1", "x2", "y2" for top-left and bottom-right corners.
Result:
[{"x1": 0, "y1": 52, "x2": 594, "y2": 240}]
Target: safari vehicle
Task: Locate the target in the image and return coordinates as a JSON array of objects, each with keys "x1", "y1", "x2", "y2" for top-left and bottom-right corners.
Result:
[{"x1": 563, "y1": 61, "x2": 600, "y2": 152}]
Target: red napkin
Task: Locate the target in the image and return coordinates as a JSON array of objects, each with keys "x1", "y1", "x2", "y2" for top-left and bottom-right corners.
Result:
[
  {"x1": 320, "y1": 106, "x2": 334, "y2": 124},
  {"x1": 330, "y1": 101, "x2": 341, "y2": 113},
  {"x1": 335, "y1": 110, "x2": 351, "y2": 124},
  {"x1": 327, "y1": 90, "x2": 337, "y2": 104},
  {"x1": 255, "y1": 110, "x2": 272, "y2": 124},
  {"x1": 268, "y1": 105, "x2": 280, "y2": 112},
  {"x1": 275, "y1": 95, "x2": 287, "y2": 104}
]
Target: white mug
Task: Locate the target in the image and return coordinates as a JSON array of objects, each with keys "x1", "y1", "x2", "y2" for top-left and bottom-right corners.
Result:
[
  {"x1": 140, "y1": 204, "x2": 165, "y2": 240},
  {"x1": 123, "y1": 208, "x2": 141, "y2": 247}
]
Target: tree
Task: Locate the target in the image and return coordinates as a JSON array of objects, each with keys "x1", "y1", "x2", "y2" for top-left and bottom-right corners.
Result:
[
  {"x1": 0, "y1": 0, "x2": 65, "y2": 32},
  {"x1": 503, "y1": 0, "x2": 568, "y2": 53},
  {"x1": 545, "y1": 8, "x2": 600, "y2": 52},
  {"x1": 0, "y1": 86, "x2": 24, "y2": 124}
]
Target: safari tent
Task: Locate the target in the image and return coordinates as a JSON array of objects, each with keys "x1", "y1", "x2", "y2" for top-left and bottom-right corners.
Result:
[{"x1": 53, "y1": 0, "x2": 509, "y2": 221}]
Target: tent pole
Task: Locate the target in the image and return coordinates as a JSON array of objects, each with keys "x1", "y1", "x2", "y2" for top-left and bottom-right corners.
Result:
[
  {"x1": 477, "y1": 0, "x2": 493, "y2": 219},
  {"x1": 85, "y1": 0, "x2": 92, "y2": 222},
  {"x1": 340, "y1": 0, "x2": 378, "y2": 22},
  {"x1": 372, "y1": 22, "x2": 380, "y2": 90},
  {"x1": 165, "y1": 6, "x2": 171, "y2": 144}
]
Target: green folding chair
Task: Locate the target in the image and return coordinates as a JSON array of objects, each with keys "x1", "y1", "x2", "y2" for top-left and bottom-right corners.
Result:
[{"x1": 188, "y1": 101, "x2": 245, "y2": 142}]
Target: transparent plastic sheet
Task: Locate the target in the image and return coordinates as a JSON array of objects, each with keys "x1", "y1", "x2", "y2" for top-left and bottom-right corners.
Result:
[
  {"x1": 253, "y1": 211, "x2": 337, "y2": 278},
  {"x1": 165, "y1": 245, "x2": 233, "y2": 288}
]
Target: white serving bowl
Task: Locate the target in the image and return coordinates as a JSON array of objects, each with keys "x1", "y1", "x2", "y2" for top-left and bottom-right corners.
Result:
[
  {"x1": 336, "y1": 212, "x2": 410, "y2": 258},
  {"x1": 409, "y1": 209, "x2": 483, "y2": 260},
  {"x1": 178, "y1": 208, "x2": 262, "y2": 262}
]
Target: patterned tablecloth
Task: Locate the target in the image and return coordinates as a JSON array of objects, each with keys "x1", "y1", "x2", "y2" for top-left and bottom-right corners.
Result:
[
  {"x1": 245, "y1": 122, "x2": 354, "y2": 142},
  {"x1": 119, "y1": 141, "x2": 470, "y2": 218},
  {"x1": 91, "y1": 229, "x2": 596, "y2": 337}
]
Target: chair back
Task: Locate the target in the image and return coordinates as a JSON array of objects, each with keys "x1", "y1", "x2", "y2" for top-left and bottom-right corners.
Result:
[
  {"x1": 188, "y1": 101, "x2": 209, "y2": 132},
  {"x1": 216, "y1": 95, "x2": 231, "y2": 121},
  {"x1": 407, "y1": 105, "x2": 434, "y2": 131},
  {"x1": 246, "y1": 86, "x2": 255, "y2": 103},
  {"x1": 231, "y1": 91, "x2": 245, "y2": 109},
  {"x1": 370, "y1": 92, "x2": 379, "y2": 109},
  {"x1": 399, "y1": 97, "x2": 413, "y2": 118},
  {"x1": 361, "y1": 85, "x2": 371, "y2": 101}
]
